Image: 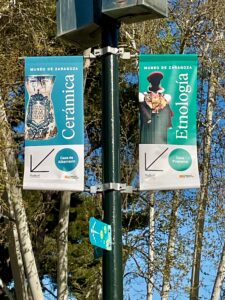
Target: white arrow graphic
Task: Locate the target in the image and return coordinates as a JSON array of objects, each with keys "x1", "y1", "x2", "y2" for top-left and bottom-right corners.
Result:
[{"x1": 91, "y1": 221, "x2": 100, "y2": 242}]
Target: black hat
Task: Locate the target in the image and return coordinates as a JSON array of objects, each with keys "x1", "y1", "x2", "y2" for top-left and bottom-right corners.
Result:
[{"x1": 147, "y1": 72, "x2": 164, "y2": 92}]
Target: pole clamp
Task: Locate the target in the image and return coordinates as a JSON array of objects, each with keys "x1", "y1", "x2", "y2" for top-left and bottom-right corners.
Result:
[
  {"x1": 84, "y1": 47, "x2": 135, "y2": 59},
  {"x1": 89, "y1": 183, "x2": 134, "y2": 194},
  {"x1": 94, "y1": 46, "x2": 121, "y2": 56}
]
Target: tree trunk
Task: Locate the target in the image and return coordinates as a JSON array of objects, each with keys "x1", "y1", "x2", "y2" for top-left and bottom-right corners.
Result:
[
  {"x1": 147, "y1": 193, "x2": 155, "y2": 300},
  {"x1": 190, "y1": 71, "x2": 217, "y2": 300},
  {"x1": 2, "y1": 158, "x2": 29, "y2": 300},
  {"x1": 83, "y1": 48, "x2": 92, "y2": 85},
  {"x1": 0, "y1": 102, "x2": 44, "y2": 300},
  {"x1": 8, "y1": 226, "x2": 29, "y2": 300},
  {"x1": 211, "y1": 243, "x2": 225, "y2": 300},
  {"x1": 161, "y1": 191, "x2": 180, "y2": 300},
  {"x1": 57, "y1": 191, "x2": 71, "y2": 300},
  {"x1": 8, "y1": 176, "x2": 44, "y2": 300}
]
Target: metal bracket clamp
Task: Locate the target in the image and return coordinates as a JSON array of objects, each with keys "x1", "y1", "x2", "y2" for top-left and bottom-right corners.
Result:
[
  {"x1": 83, "y1": 47, "x2": 135, "y2": 60},
  {"x1": 94, "y1": 46, "x2": 121, "y2": 56},
  {"x1": 89, "y1": 183, "x2": 134, "y2": 194}
]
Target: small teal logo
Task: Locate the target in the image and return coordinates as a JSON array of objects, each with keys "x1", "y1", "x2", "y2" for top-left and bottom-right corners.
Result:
[
  {"x1": 55, "y1": 148, "x2": 79, "y2": 172},
  {"x1": 169, "y1": 148, "x2": 192, "y2": 171}
]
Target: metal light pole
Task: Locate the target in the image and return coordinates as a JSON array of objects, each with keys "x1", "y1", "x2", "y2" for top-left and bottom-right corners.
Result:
[{"x1": 101, "y1": 15, "x2": 123, "y2": 300}]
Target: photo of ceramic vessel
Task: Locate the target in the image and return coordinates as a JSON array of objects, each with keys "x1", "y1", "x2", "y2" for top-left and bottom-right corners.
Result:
[{"x1": 25, "y1": 75, "x2": 57, "y2": 140}]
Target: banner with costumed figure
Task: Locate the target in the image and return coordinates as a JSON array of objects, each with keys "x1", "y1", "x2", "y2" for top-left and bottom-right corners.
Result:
[
  {"x1": 139, "y1": 54, "x2": 200, "y2": 190},
  {"x1": 23, "y1": 56, "x2": 84, "y2": 191}
]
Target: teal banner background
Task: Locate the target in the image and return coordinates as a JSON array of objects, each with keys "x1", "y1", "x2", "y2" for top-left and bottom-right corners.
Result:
[
  {"x1": 25, "y1": 56, "x2": 84, "y2": 146},
  {"x1": 139, "y1": 54, "x2": 198, "y2": 145}
]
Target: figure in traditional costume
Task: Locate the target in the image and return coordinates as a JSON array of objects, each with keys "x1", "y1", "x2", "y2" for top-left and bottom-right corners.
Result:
[{"x1": 139, "y1": 72, "x2": 173, "y2": 144}]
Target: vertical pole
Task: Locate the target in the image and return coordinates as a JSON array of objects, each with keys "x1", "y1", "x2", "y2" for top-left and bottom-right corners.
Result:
[{"x1": 101, "y1": 16, "x2": 123, "y2": 300}]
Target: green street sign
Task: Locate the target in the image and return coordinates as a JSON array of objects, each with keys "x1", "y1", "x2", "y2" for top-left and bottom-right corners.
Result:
[{"x1": 89, "y1": 217, "x2": 112, "y2": 251}]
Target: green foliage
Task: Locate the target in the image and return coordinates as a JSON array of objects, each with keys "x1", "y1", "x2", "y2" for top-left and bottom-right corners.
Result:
[{"x1": 67, "y1": 194, "x2": 102, "y2": 298}]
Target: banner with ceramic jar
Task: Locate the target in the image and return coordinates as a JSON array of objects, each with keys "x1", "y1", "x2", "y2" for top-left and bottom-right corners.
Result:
[
  {"x1": 139, "y1": 54, "x2": 200, "y2": 190},
  {"x1": 23, "y1": 56, "x2": 84, "y2": 191}
]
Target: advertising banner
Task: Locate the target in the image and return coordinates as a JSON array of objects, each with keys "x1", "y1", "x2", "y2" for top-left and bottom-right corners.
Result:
[
  {"x1": 139, "y1": 54, "x2": 200, "y2": 190},
  {"x1": 23, "y1": 56, "x2": 84, "y2": 191}
]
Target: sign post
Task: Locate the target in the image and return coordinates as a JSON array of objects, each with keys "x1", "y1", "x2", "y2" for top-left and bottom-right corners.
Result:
[{"x1": 101, "y1": 16, "x2": 123, "y2": 300}]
